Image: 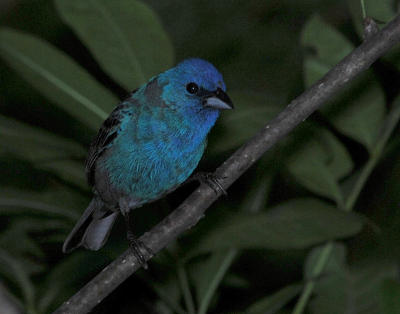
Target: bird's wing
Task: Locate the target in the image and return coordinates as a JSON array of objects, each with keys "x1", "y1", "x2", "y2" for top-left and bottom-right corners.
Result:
[
  {"x1": 85, "y1": 91, "x2": 137, "y2": 186},
  {"x1": 85, "y1": 106, "x2": 123, "y2": 186}
]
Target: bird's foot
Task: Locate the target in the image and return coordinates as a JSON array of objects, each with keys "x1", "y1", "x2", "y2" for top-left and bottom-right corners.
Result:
[
  {"x1": 189, "y1": 172, "x2": 227, "y2": 196},
  {"x1": 127, "y1": 231, "x2": 153, "y2": 269}
]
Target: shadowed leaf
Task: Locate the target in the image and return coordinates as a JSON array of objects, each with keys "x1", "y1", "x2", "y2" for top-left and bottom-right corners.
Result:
[
  {"x1": 0, "y1": 115, "x2": 87, "y2": 187},
  {"x1": 55, "y1": 0, "x2": 174, "y2": 90},
  {"x1": 0, "y1": 249, "x2": 36, "y2": 310},
  {"x1": 246, "y1": 283, "x2": 302, "y2": 314},
  {"x1": 145, "y1": 274, "x2": 185, "y2": 314},
  {"x1": 190, "y1": 249, "x2": 237, "y2": 314},
  {"x1": 287, "y1": 128, "x2": 353, "y2": 205},
  {"x1": 304, "y1": 243, "x2": 347, "y2": 280},
  {"x1": 0, "y1": 188, "x2": 85, "y2": 221},
  {"x1": 306, "y1": 244, "x2": 398, "y2": 314},
  {"x1": 302, "y1": 15, "x2": 353, "y2": 87},
  {"x1": 241, "y1": 165, "x2": 275, "y2": 213},
  {"x1": 380, "y1": 280, "x2": 400, "y2": 314},
  {"x1": 37, "y1": 252, "x2": 111, "y2": 313},
  {"x1": 189, "y1": 199, "x2": 364, "y2": 256},
  {"x1": 0, "y1": 28, "x2": 118, "y2": 130}
]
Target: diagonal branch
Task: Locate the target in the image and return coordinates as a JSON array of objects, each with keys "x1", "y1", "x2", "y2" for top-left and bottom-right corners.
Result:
[{"x1": 53, "y1": 14, "x2": 400, "y2": 314}]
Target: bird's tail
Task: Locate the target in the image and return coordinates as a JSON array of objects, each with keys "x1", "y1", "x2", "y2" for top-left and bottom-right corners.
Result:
[{"x1": 62, "y1": 197, "x2": 118, "y2": 253}]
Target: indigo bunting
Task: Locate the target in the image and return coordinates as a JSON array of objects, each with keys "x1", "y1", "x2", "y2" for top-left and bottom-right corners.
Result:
[{"x1": 62, "y1": 58, "x2": 233, "y2": 257}]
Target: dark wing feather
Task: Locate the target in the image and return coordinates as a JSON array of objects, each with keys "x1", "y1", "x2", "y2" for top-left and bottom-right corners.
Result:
[
  {"x1": 85, "y1": 90, "x2": 138, "y2": 186},
  {"x1": 85, "y1": 107, "x2": 122, "y2": 186}
]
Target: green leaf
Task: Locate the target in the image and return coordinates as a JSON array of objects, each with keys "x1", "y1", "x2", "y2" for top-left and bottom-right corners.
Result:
[
  {"x1": 246, "y1": 283, "x2": 302, "y2": 314},
  {"x1": 301, "y1": 15, "x2": 353, "y2": 87},
  {"x1": 374, "y1": 95, "x2": 400, "y2": 154},
  {"x1": 146, "y1": 274, "x2": 185, "y2": 314},
  {"x1": 291, "y1": 159, "x2": 343, "y2": 205},
  {"x1": 0, "y1": 115, "x2": 87, "y2": 187},
  {"x1": 0, "y1": 220, "x2": 47, "y2": 258},
  {"x1": 307, "y1": 247, "x2": 398, "y2": 314},
  {"x1": 222, "y1": 273, "x2": 250, "y2": 289},
  {"x1": 301, "y1": 16, "x2": 386, "y2": 150},
  {"x1": 241, "y1": 163, "x2": 275, "y2": 213},
  {"x1": 176, "y1": 264, "x2": 195, "y2": 314},
  {"x1": 311, "y1": 264, "x2": 398, "y2": 314},
  {"x1": 304, "y1": 243, "x2": 346, "y2": 280},
  {"x1": 190, "y1": 249, "x2": 237, "y2": 314},
  {"x1": 382, "y1": 44, "x2": 400, "y2": 73},
  {"x1": 189, "y1": 199, "x2": 364, "y2": 256},
  {"x1": 38, "y1": 251, "x2": 110, "y2": 313},
  {"x1": 0, "y1": 249, "x2": 35, "y2": 310},
  {"x1": 342, "y1": 95, "x2": 400, "y2": 209},
  {"x1": 0, "y1": 187, "x2": 84, "y2": 221},
  {"x1": 55, "y1": 0, "x2": 174, "y2": 90},
  {"x1": 208, "y1": 91, "x2": 284, "y2": 154},
  {"x1": 0, "y1": 115, "x2": 85, "y2": 156},
  {"x1": 380, "y1": 280, "x2": 400, "y2": 314},
  {"x1": 286, "y1": 128, "x2": 353, "y2": 205},
  {"x1": 0, "y1": 28, "x2": 118, "y2": 130},
  {"x1": 323, "y1": 75, "x2": 386, "y2": 151}
]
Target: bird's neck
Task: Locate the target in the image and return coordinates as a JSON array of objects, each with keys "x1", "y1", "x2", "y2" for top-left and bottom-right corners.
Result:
[{"x1": 178, "y1": 106, "x2": 219, "y2": 144}]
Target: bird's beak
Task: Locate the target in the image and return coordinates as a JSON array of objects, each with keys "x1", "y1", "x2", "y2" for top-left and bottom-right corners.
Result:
[{"x1": 204, "y1": 88, "x2": 234, "y2": 110}]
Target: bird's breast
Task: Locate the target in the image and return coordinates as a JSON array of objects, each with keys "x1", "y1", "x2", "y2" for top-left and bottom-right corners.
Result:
[{"x1": 99, "y1": 122, "x2": 206, "y2": 204}]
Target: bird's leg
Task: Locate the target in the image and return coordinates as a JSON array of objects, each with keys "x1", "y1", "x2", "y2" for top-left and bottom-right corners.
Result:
[
  {"x1": 186, "y1": 172, "x2": 227, "y2": 196},
  {"x1": 123, "y1": 213, "x2": 153, "y2": 269}
]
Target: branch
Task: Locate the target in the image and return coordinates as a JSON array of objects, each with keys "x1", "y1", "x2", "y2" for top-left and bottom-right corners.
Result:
[{"x1": 53, "y1": 14, "x2": 400, "y2": 314}]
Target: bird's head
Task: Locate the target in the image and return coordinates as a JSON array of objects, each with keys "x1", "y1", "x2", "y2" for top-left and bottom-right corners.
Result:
[{"x1": 158, "y1": 58, "x2": 233, "y2": 115}]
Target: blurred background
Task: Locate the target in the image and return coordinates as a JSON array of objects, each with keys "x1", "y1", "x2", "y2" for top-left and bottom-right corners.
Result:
[{"x1": 1, "y1": 0, "x2": 400, "y2": 313}]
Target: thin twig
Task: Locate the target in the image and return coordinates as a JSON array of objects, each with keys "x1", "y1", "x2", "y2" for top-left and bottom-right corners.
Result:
[
  {"x1": 53, "y1": 14, "x2": 400, "y2": 314},
  {"x1": 360, "y1": 0, "x2": 367, "y2": 19}
]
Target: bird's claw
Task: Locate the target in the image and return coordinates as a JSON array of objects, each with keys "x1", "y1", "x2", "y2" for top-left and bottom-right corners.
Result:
[
  {"x1": 127, "y1": 231, "x2": 153, "y2": 269},
  {"x1": 191, "y1": 172, "x2": 227, "y2": 196}
]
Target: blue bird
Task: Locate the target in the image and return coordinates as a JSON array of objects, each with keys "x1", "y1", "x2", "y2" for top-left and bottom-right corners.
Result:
[{"x1": 62, "y1": 58, "x2": 233, "y2": 256}]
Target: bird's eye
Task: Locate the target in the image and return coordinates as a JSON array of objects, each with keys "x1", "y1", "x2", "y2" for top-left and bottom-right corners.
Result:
[{"x1": 186, "y1": 82, "x2": 199, "y2": 94}]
